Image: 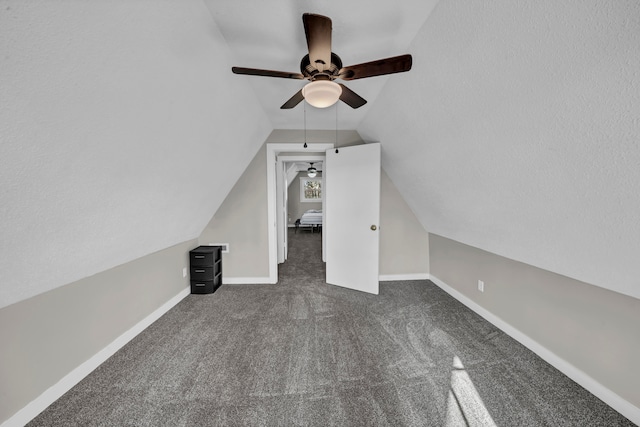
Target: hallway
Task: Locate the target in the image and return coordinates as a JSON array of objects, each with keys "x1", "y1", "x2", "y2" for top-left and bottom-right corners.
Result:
[{"x1": 278, "y1": 228, "x2": 325, "y2": 283}]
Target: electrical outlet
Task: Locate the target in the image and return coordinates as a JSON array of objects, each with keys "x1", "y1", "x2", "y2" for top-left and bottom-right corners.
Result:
[
  {"x1": 478, "y1": 280, "x2": 484, "y2": 292},
  {"x1": 183, "y1": 267, "x2": 187, "y2": 278}
]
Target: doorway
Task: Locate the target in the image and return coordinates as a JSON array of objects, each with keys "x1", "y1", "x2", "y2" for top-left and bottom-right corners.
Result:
[
  {"x1": 278, "y1": 155, "x2": 325, "y2": 264},
  {"x1": 266, "y1": 142, "x2": 382, "y2": 295},
  {"x1": 266, "y1": 143, "x2": 333, "y2": 284}
]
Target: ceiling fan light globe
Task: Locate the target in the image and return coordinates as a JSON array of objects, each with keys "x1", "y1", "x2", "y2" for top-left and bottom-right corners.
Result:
[{"x1": 302, "y1": 81, "x2": 342, "y2": 108}]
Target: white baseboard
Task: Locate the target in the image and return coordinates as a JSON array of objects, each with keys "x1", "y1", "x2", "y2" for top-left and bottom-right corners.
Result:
[
  {"x1": 2, "y1": 287, "x2": 191, "y2": 427},
  {"x1": 379, "y1": 273, "x2": 429, "y2": 281},
  {"x1": 428, "y1": 274, "x2": 640, "y2": 425},
  {"x1": 223, "y1": 277, "x2": 274, "y2": 285},
  {"x1": 225, "y1": 275, "x2": 429, "y2": 284}
]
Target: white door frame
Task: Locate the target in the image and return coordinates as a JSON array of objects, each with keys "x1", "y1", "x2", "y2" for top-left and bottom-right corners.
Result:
[
  {"x1": 266, "y1": 143, "x2": 334, "y2": 283},
  {"x1": 275, "y1": 159, "x2": 287, "y2": 264},
  {"x1": 277, "y1": 154, "x2": 326, "y2": 264}
]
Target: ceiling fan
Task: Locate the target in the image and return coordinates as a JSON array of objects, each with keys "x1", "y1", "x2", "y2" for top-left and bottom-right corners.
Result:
[{"x1": 232, "y1": 13, "x2": 412, "y2": 110}]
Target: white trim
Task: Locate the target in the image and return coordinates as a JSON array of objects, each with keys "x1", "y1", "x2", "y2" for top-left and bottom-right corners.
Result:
[
  {"x1": 428, "y1": 274, "x2": 640, "y2": 425},
  {"x1": 276, "y1": 158, "x2": 286, "y2": 263},
  {"x1": 277, "y1": 154, "x2": 327, "y2": 264},
  {"x1": 267, "y1": 143, "x2": 334, "y2": 285},
  {"x1": 278, "y1": 154, "x2": 326, "y2": 162},
  {"x1": 222, "y1": 277, "x2": 272, "y2": 285},
  {"x1": 266, "y1": 145, "x2": 278, "y2": 283},
  {"x1": 379, "y1": 273, "x2": 429, "y2": 281},
  {"x1": 2, "y1": 287, "x2": 191, "y2": 427}
]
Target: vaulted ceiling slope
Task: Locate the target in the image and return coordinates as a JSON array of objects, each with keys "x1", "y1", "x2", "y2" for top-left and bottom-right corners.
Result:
[
  {"x1": 359, "y1": 0, "x2": 640, "y2": 299},
  {"x1": 2, "y1": 1, "x2": 639, "y2": 309},
  {"x1": 0, "y1": 1, "x2": 271, "y2": 308}
]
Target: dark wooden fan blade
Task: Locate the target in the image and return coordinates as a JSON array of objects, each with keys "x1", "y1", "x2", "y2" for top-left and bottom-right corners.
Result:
[
  {"x1": 338, "y1": 84, "x2": 367, "y2": 109},
  {"x1": 339, "y1": 54, "x2": 412, "y2": 81},
  {"x1": 303, "y1": 14, "x2": 332, "y2": 72},
  {"x1": 232, "y1": 67, "x2": 304, "y2": 80},
  {"x1": 281, "y1": 89, "x2": 305, "y2": 109}
]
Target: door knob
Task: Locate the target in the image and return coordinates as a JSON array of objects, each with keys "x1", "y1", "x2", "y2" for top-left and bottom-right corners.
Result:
[{"x1": 370, "y1": 225, "x2": 377, "y2": 231}]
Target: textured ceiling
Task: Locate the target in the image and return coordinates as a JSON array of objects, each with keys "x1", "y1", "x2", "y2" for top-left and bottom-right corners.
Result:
[
  {"x1": 0, "y1": 0, "x2": 272, "y2": 308},
  {"x1": 1, "y1": 0, "x2": 639, "y2": 309},
  {"x1": 359, "y1": 0, "x2": 640, "y2": 299}
]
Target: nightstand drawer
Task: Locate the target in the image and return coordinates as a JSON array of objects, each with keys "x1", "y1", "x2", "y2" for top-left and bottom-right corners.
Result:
[
  {"x1": 190, "y1": 280, "x2": 215, "y2": 294},
  {"x1": 190, "y1": 266, "x2": 214, "y2": 280},
  {"x1": 190, "y1": 251, "x2": 214, "y2": 266}
]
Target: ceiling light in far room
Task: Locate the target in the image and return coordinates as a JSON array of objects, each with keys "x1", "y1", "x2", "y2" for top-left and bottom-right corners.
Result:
[
  {"x1": 307, "y1": 163, "x2": 317, "y2": 178},
  {"x1": 302, "y1": 80, "x2": 342, "y2": 108}
]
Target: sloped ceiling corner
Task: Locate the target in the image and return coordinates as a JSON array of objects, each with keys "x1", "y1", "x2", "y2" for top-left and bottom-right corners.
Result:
[
  {"x1": 0, "y1": 0, "x2": 271, "y2": 308},
  {"x1": 359, "y1": 0, "x2": 640, "y2": 299}
]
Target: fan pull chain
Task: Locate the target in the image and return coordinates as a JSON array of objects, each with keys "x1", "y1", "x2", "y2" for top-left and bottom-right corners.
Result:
[
  {"x1": 335, "y1": 102, "x2": 339, "y2": 153},
  {"x1": 303, "y1": 100, "x2": 307, "y2": 148}
]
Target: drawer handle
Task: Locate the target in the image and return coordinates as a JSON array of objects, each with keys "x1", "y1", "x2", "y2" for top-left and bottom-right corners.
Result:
[
  {"x1": 195, "y1": 270, "x2": 205, "y2": 273},
  {"x1": 194, "y1": 255, "x2": 205, "y2": 259},
  {"x1": 195, "y1": 283, "x2": 205, "y2": 287}
]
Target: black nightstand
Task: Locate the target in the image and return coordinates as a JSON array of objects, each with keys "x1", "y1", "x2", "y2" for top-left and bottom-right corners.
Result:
[{"x1": 189, "y1": 246, "x2": 222, "y2": 294}]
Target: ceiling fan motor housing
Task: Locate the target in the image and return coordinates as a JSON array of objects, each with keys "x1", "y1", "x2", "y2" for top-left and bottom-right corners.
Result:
[{"x1": 300, "y1": 53, "x2": 343, "y2": 80}]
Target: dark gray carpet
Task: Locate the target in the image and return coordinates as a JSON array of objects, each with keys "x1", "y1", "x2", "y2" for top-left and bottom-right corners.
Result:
[{"x1": 29, "y1": 230, "x2": 634, "y2": 426}]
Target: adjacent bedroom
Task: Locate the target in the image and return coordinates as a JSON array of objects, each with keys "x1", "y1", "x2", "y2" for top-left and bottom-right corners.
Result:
[{"x1": 287, "y1": 160, "x2": 323, "y2": 247}]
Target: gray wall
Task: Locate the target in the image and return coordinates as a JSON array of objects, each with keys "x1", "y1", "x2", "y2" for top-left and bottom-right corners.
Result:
[
  {"x1": 428, "y1": 233, "x2": 640, "y2": 410},
  {"x1": 379, "y1": 169, "x2": 429, "y2": 276},
  {"x1": 199, "y1": 144, "x2": 271, "y2": 279},
  {"x1": 0, "y1": 239, "x2": 196, "y2": 424}
]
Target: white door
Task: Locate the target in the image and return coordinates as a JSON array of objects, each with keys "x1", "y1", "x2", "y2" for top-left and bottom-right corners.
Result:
[{"x1": 325, "y1": 143, "x2": 381, "y2": 294}]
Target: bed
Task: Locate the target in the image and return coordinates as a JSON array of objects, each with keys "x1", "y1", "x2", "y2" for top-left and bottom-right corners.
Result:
[{"x1": 296, "y1": 209, "x2": 322, "y2": 233}]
